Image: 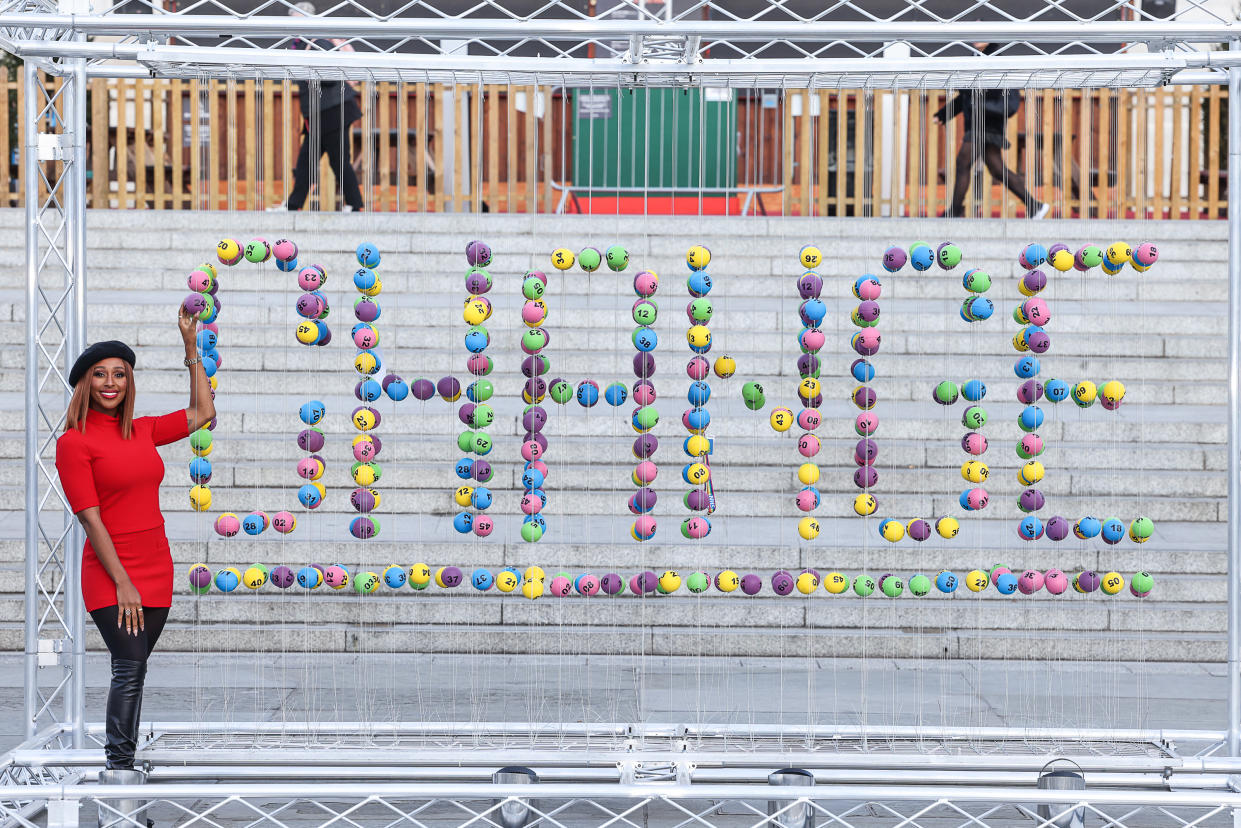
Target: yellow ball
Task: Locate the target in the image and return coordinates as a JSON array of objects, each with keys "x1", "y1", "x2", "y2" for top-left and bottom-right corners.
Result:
[
  {"x1": 522, "y1": 579, "x2": 544, "y2": 600},
  {"x1": 965, "y1": 569, "x2": 989, "y2": 592},
  {"x1": 686, "y1": 462, "x2": 710, "y2": 484},
  {"x1": 685, "y1": 434, "x2": 711, "y2": 457},
  {"x1": 770, "y1": 407, "x2": 794, "y2": 432},
  {"x1": 961, "y1": 461, "x2": 989, "y2": 484},
  {"x1": 936, "y1": 516, "x2": 960, "y2": 538},
  {"x1": 798, "y1": 377, "x2": 821, "y2": 399},
  {"x1": 359, "y1": 280, "x2": 383, "y2": 297},
  {"x1": 434, "y1": 567, "x2": 451, "y2": 588},
  {"x1": 799, "y1": 245, "x2": 823, "y2": 269},
  {"x1": 1018, "y1": 280, "x2": 1036, "y2": 298},
  {"x1": 1073, "y1": 380, "x2": 1097, "y2": 405},
  {"x1": 189, "y1": 484, "x2": 212, "y2": 511},
  {"x1": 716, "y1": 570, "x2": 740, "y2": 592},
  {"x1": 496, "y1": 571, "x2": 519, "y2": 593},
  {"x1": 880, "y1": 520, "x2": 905, "y2": 542},
  {"x1": 524, "y1": 565, "x2": 546, "y2": 583},
  {"x1": 463, "y1": 298, "x2": 490, "y2": 325},
  {"x1": 854, "y1": 493, "x2": 877, "y2": 516},
  {"x1": 1012, "y1": 332, "x2": 1030, "y2": 352},
  {"x1": 295, "y1": 321, "x2": 319, "y2": 344},
  {"x1": 797, "y1": 516, "x2": 820, "y2": 540},
  {"x1": 713, "y1": 356, "x2": 736, "y2": 378},
  {"x1": 353, "y1": 408, "x2": 377, "y2": 431},
  {"x1": 243, "y1": 566, "x2": 268, "y2": 589},
  {"x1": 824, "y1": 572, "x2": 849, "y2": 594},
  {"x1": 453, "y1": 485, "x2": 474, "y2": 507},
  {"x1": 216, "y1": 238, "x2": 241, "y2": 263},
  {"x1": 309, "y1": 481, "x2": 326, "y2": 501},
  {"x1": 1101, "y1": 571, "x2": 1125, "y2": 595},
  {"x1": 551, "y1": 248, "x2": 575, "y2": 270},
  {"x1": 304, "y1": 458, "x2": 324, "y2": 481},
  {"x1": 1019, "y1": 460, "x2": 1045, "y2": 485},
  {"x1": 353, "y1": 464, "x2": 377, "y2": 486},
  {"x1": 354, "y1": 351, "x2": 380, "y2": 375},
  {"x1": 797, "y1": 463, "x2": 820, "y2": 486},
  {"x1": 1050, "y1": 248, "x2": 1074, "y2": 271},
  {"x1": 209, "y1": 375, "x2": 218, "y2": 391},
  {"x1": 687, "y1": 325, "x2": 712, "y2": 349},
  {"x1": 191, "y1": 441, "x2": 213, "y2": 458},
  {"x1": 795, "y1": 571, "x2": 819, "y2": 594},
  {"x1": 687, "y1": 244, "x2": 711, "y2": 270},
  {"x1": 1100, "y1": 380, "x2": 1125, "y2": 405},
  {"x1": 408, "y1": 563, "x2": 431, "y2": 587},
  {"x1": 1105, "y1": 242, "x2": 1132, "y2": 266},
  {"x1": 658, "y1": 570, "x2": 682, "y2": 593}
]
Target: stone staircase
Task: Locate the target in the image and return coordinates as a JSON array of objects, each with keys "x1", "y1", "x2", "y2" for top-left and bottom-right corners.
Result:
[{"x1": 1, "y1": 209, "x2": 1229, "y2": 659}]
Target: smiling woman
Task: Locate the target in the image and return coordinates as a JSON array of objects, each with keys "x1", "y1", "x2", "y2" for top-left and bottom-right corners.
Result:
[{"x1": 53, "y1": 307, "x2": 215, "y2": 774}]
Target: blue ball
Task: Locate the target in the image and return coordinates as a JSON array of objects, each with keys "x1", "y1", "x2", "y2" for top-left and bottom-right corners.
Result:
[
  {"x1": 687, "y1": 272, "x2": 713, "y2": 297},
  {"x1": 936, "y1": 571, "x2": 958, "y2": 593},
  {"x1": 960, "y1": 306, "x2": 974, "y2": 324},
  {"x1": 276, "y1": 257, "x2": 298, "y2": 272},
  {"x1": 471, "y1": 487, "x2": 493, "y2": 510},
  {"x1": 687, "y1": 381, "x2": 711, "y2": 406},
  {"x1": 685, "y1": 407, "x2": 710, "y2": 431},
  {"x1": 297, "y1": 483, "x2": 322, "y2": 509},
  {"x1": 959, "y1": 490, "x2": 973, "y2": 511},
  {"x1": 995, "y1": 572, "x2": 1018, "y2": 594},
  {"x1": 296, "y1": 567, "x2": 319, "y2": 589},
  {"x1": 356, "y1": 243, "x2": 381, "y2": 268},
  {"x1": 524, "y1": 514, "x2": 547, "y2": 532},
  {"x1": 1018, "y1": 516, "x2": 1044, "y2": 540},
  {"x1": 385, "y1": 379, "x2": 409, "y2": 401},
  {"x1": 196, "y1": 330, "x2": 218, "y2": 351},
  {"x1": 967, "y1": 297, "x2": 994, "y2": 320},
  {"x1": 1019, "y1": 406, "x2": 1045, "y2": 431},
  {"x1": 962, "y1": 380, "x2": 986, "y2": 402},
  {"x1": 1101, "y1": 518, "x2": 1125, "y2": 544},
  {"x1": 202, "y1": 304, "x2": 219, "y2": 325},
  {"x1": 464, "y1": 330, "x2": 489, "y2": 353},
  {"x1": 214, "y1": 569, "x2": 239, "y2": 593},
  {"x1": 851, "y1": 360, "x2": 875, "y2": 383},
  {"x1": 1015, "y1": 356, "x2": 1041, "y2": 378},
  {"x1": 604, "y1": 383, "x2": 628, "y2": 406},
  {"x1": 358, "y1": 379, "x2": 383, "y2": 402},
  {"x1": 242, "y1": 514, "x2": 264, "y2": 535},
  {"x1": 1023, "y1": 324, "x2": 1046, "y2": 340},
  {"x1": 1044, "y1": 379, "x2": 1069, "y2": 403},
  {"x1": 455, "y1": 458, "x2": 475, "y2": 480},
  {"x1": 353, "y1": 268, "x2": 377, "y2": 291},
  {"x1": 299, "y1": 400, "x2": 326, "y2": 425},
  {"x1": 910, "y1": 246, "x2": 935, "y2": 271},
  {"x1": 384, "y1": 567, "x2": 407, "y2": 589},
  {"x1": 1021, "y1": 243, "x2": 1047, "y2": 268},
  {"x1": 313, "y1": 321, "x2": 329, "y2": 344},
  {"x1": 633, "y1": 327, "x2": 658, "y2": 352},
  {"x1": 576, "y1": 382, "x2": 600, "y2": 407},
  {"x1": 189, "y1": 457, "x2": 212, "y2": 484},
  {"x1": 202, "y1": 355, "x2": 218, "y2": 378},
  {"x1": 472, "y1": 568, "x2": 494, "y2": 591},
  {"x1": 521, "y1": 465, "x2": 545, "y2": 490},
  {"x1": 802, "y1": 298, "x2": 827, "y2": 324},
  {"x1": 453, "y1": 512, "x2": 474, "y2": 534},
  {"x1": 1074, "y1": 516, "x2": 1102, "y2": 539}
]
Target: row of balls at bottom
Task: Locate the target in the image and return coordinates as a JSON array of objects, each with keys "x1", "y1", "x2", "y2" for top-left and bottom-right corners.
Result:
[{"x1": 191, "y1": 564, "x2": 1153, "y2": 599}]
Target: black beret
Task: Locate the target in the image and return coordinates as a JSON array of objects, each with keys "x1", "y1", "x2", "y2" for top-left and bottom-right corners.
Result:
[{"x1": 69, "y1": 341, "x2": 136, "y2": 387}]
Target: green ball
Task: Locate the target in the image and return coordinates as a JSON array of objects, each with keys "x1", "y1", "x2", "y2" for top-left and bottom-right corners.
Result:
[
  {"x1": 469, "y1": 379, "x2": 495, "y2": 401},
  {"x1": 909, "y1": 241, "x2": 930, "y2": 253},
  {"x1": 244, "y1": 241, "x2": 269, "y2": 263},
  {"x1": 687, "y1": 572, "x2": 709, "y2": 593},
  {"x1": 190, "y1": 429, "x2": 213, "y2": 451},
  {"x1": 549, "y1": 379, "x2": 573, "y2": 404},
  {"x1": 606, "y1": 245, "x2": 629, "y2": 272},
  {"x1": 934, "y1": 381, "x2": 959, "y2": 405},
  {"x1": 853, "y1": 575, "x2": 875, "y2": 597},
  {"x1": 689, "y1": 298, "x2": 714, "y2": 322},
  {"x1": 908, "y1": 574, "x2": 931, "y2": 597},
  {"x1": 632, "y1": 300, "x2": 658, "y2": 326},
  {"x1": 578, "y1": 247, "x2": 602, "y2": 273},
  {"x1": 1013, "y1": 305, "x2": 1028, "y2": 324},
  {"x1": 1016, "y1": 443, "x2": 1033, "y2": 460},
  {"x1": 937, "y1": 243, "x2": 962, "y2": 269},
  {"x1": 458, "y1": 431, "x2": 476, "y2": 452},
  {"x1": 471, "y1": 404, "x2": 495, "y2": 428},
  {"x1": 197, "y1": 294, "x2": 215, "y2": 321},
  {"x1": 410, "y1": 577, "x2": 429, "y2": 591},
  {"x1": 1130, "y1": 516, "x2": 1154, "y2": 539},
  {"x1": 963, "y1": 269, "x2": 991, "y2": 293},
  {"x1": 520, "y1": 522, "x2": 543, "y2": 542},
  {"x1": 522, "y1": 328, "x2": 548, "y2": 353},
  {"x1": 881, "y1": 576, "x2": 904, "y2": 598},
  {"x1": 1079, "y1": 245, "x2": 1104, "y2": 269},
  {"x1": 744, "y1": 393, "x2": 766, "y2": 412},
  {"x1": 742, "y1": 382, "x2": 765, "y2": 411},
  {"x1": 521, "y1": 276, "x2": 545, "y2": 300},
  {"x1": 962, "y1": 405, "x2": 987, "y2": 429},
  {"x1": 679, "y1": 521, "x2": 692, "y2": 539},
  {"x1": 634, "y1": 406, "x2": 659, "y2": 430},
  {"x1": 471, "y1": 433, "x2": 492, "y2": 455},
  {"x1": 1131, "y1": 570, "x2": 1154, "y2": 594}
]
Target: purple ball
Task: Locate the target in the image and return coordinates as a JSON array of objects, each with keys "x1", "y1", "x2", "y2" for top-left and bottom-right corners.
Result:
[
  {"x1": 182, "y1": 293, "x2": 207, "y2": 314},
  {"x1": 316, "y1": 326, "x2": 331, "y2": 347},
  {"x1": 634, "y1": 353, "x2": 656, "y2": 378},
  {"x1": 189, "y1": 566, "x2": 212, "y2": 588},
  {"x1": 437, "y1": 376, "x2": 461, "y2": 400},
  {"x1": 638, "y1": 571, "x2": 658, "y2": 593},
  {"x1": 854, "y1": 466, "x2": 878, "y2": 488},
  {"x1": 465, "y1": 240, "x2": 492, "y2": 267},
  {"x1": 349, "y1": 516, "x2": 377, "y2": 539},
  {"x1": 855, "y1": 438, "x2": 878, "y2": 465},
  {"x1": 522, "y1": 356, "x2": 549, "y2": 377},
  {"x1": 798, "y1": 273, "x2": 823, "y2": 299},
  {"x1": 522, "y1": 406, "x2": 548, "y2": 432},
  {"x1": 1077, "y1": 570, "x2": 1101, "y2": 592},
  {"x1": 740, "y1": 574, "x2": 763, "y2": 595},
  {"x1": 883, "y1": 246, "x2": 908, "y2": 271},
  {"x1": 471, "y1": 459, "x2": 492, "y2": 482},
  {"x1": 1022, "y1": 269, "x2": 1047, "y2": 294},
  {"x1": 853, "y1": 386, "x2": 877, "y2": 409},
  {"x1": 1027, "y1": 331, "x2": 1051, "y2": 354},
  {"x1": 908, "y1": 519, "x2": 931, "y2": 541},
  {"x1": 857, "y1": 300, "x2": 881, "y2": 322},
  {"x1": 206, "y1": 282, "x2": 219, "y2": 296},
  {"x1": 270, "y1": 565, "x2": 295, "y2": 588},
  {"x1": 1046, "y1": 515, "x2": 1071, "y2": 541},
  {"x1": 771, "y1": 570, "x2": 795, "y2": 595},
  {"x1": 633, "y1": 434, "x2": 659, "y2": 458},
  {"x1": 631, "y1": 488, "x2": 658, "y2": 512},
  {"x1": 524, "y1": 377, "x2": 547, "y2": 401},
  {"x1": 797, "y1": 354, "x2": 820, "y2": 378},
  {"x1": 685, "y1": 489, "x2": 711, "y2": 511},
  {"x1": 441, "y1": 566, "x2": 464, "y2": 587},
  {"x1": 350, "y1": 487, "x2": 378, "y2": 513},
  {"x1": 458, "y1": 402, "x2": 477, "y2": 426},
  {"x1": 411, "y1": 378, "x2": 435, "y2": 401},
  {"x1": 354, "y1": 298, "x2": 380, "y2": 322},
  {"x1": 523, "y1": 432, "x2": 548, "y2": 453},
  {"x1": 296, "y1": 293, "x2": 323, "y2": 318},
  {"x1": 297, "y1": 428, "x2": 325, "y2": 452},
  {"x1": 465, "y1": 272, "x2": 490, "y2": 294},
  {"x1": 1017, "y1": 380, "x2": 1044, "y2": 404},
  {"x1": 600, "y1": 573, "x2": 623, "y2": 595},
  {"x1": 802, "y1": 393, "x2": 824, "y2": 408},
  {"x1": 1019, "y1": 488, "x2": 1046, "y2": 512}
]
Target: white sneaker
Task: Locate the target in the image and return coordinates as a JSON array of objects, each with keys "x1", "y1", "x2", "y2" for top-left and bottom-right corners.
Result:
[
  {"x1": 1032, "y1": 202, "x2": 1051, "y2": 220},
  {"x1": 265, "y1": 203, "x2": 289, "y2": 212}
]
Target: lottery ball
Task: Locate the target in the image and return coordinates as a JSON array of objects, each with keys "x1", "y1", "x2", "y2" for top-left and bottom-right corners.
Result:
[
  {"x1": 961, "y1": 432, "x2": 988, "y2": 455},
  {"x1": 853, "y1": 466, "x2": 878, "y2": 489},
  {"x1": 213, "y1": 567, "x2": 241, "y2": 592},
  {"x1": 993, "y1": 572, "x2": 1017, "y2": 595},
  {"x1": 549, "y1": 576, "x2": 572, "y2": 598},
  {"x1": 243, "y1": 238, "x2": 271, "y2": 264},
  {"x1": 1072, "y1": 380, "x2": 1097, "y2": 408},
  {"x1": 964, "y1": 570, "x2": 989, "y2": 592},
  {"x1": 1100, "y1": 380, "x2": 1125, "y2": 408},
  {"x1": 792, "y1": 571, "x2": 818, "y2": 595},
  {"x1": 854, "y1": 493, "x2": 877, "y2": 517},
  {"x1": 801, "y1": 329, "x2": 826, "y2": 353},
  {"x1": 797, "y1": 516, "x2": 820, "y2": 540},
  {"x1": 1101, "y1": 517, "x2": 1125, "y2": 545},
  {"x1": 1015, "y1": 356, "x2": 1041, "y2": 379},
  {"x1": 964, "y1": 296, "x2": 993, "y2": 321},
  {"x1": 715, "y1": 570, "x2": 740, "y2": 593},
  {"x1": 1019, "y1": 460, "x2": 1045, "y2": 485},
  {"x1": 1019, "y1": 406, "x2": 1044, "y2": 432},
  {"x1": 906, "y1": 519, "x2": 931, "y2": 542},
  {"x1": 845, "y1": 361, "x2": 873, "y2": 387},
  {"x1": 1017, "y1": 380, "x2": 1043, "y2": 405},
  {"x1": 633, "y1": 270, "x2": 659, "y2": 297},
  {"x1": 189, "y1": 484, "x2": 212, "y2": 511},
  {"x1": 855, "y1": 301, "x2": 880, "y2": 325},
  {"x1": 797, "y1": 409, "x2": 822, "y2": 432},
  {"x1": 853, "y1": 386, "x2": 876, "y2": 410},
  {"x1": 214, "y1": 513, "x2": 240, "y2": 537},
  {"x1": 879, "y1": 519, "x2": 904, "y2": 543},
  {"x1": 605, "y1": 245, "x2": 629, "y2": 271},
  {"x1": 1044, "y1": 515, "x2": 1070, "y2": 541},
  {"x1": 799, "y1": 272, "x2": 824, "y2": 299},
  {"x1": 1044, "y1": 378, "x2": 1069, "y2": 403},
  {"x1": 576, "y1": 574, "x2": 600, "y2": 596},
  {"x1": 770, "y1": 407, "x2": 794, "y2": 433},
  {"x1": 688, "y1": 272, "x2": 714, "y2": 298},
  {"x1": 798, "y1": 434, "x2": 821, "y2": 459},
  {"x1": 1021, "y1": 269, "x2": 1048, "y2": 296},
  {"x1": 961, "y1": 380, "x2": 986, "y2": 402},
  {"x1": 770, "y1": 570, "x2": 795, "y2": 596},
  {"x1": 551, "y1": 247, "x2": 574, "y2": 270},
  {"x1": 1130, "y1": 516, "x2": 1154, "y2": 543},
  {"x1": 189, "y1": 428, "x2": 212, "y2": 454},
  {"x1": 910, "y1": 245, "x2": 934, "y2": 271},
  {"x1": 293, "y1": 322, "x2": 322, "y2": 348},
  {"x1": 435, "y1": 376, "x2": 461, "y2": 402},
  {"x1": 687, "y1": 244, "x2": 712, "y2": 271},
  {"x1": 908, "y1": 574, "x2": 931, "y2": 597},
  {"x1": 935, "y1": 571, "x2": 958, "y2": 593},
  {"x1": 1018, "y1": 516, "x2": 1044, "y2": 541},
  {"x1": 1019, "y1": 488, "x2": 1045, "y2": 513},
  {"x1": 1074, "y1": 244, "x2": 1103, "y2": 271},
  {"x1": 320, "y1": 564, "x2": 347, "y2": 590},
  {"x1": 962, "y1": 405, "x2": 987, "y2": 429},
  {"x1": 632, "y1": 327, "x2": 657, "y2": 352},
  {"x1": 855, "y1": 412, "x2": 878, "y2": 437},
  {"x1": 1098, "y1": 571, "x2": 1124, "y2": 596},
  {"x1": 936, "y1": 242, "x2": 962, "y2": 269},
  {"x1": 216, "y1": 238, "x2": 243, "y2": 265},
  {"x1": 402, "y1": 564, "x2": 430, "y2": 590},
  {"x1": 966, "y1": 487, "x2": 989, "y2": 510},
  {"x1": 961, "y1": 460, "x2": 989, "y2": 484},
  {"x1": 1105, "y1": 241, "x2": 1132, "y2": 267},
  {"x1": 1036, "y1": 569, "x2": 1065, "y2": 595},
  {"x1": 962, "y1": 269, "x2": 991, "y2": 293},
  {"x1": 853, "y1": 575, "x2": 876, "y2": 597},
  {"x1": 795, "y1": 245, "x2": 822, "y2": 271},
  {"x1": 522, "y1": 580, "x2": 544, "y2": 600},
  {"x1": 1075, "y1": 571, "x2": 1101, "y2": 594},
  {"x1": 1019, "y1": 243, "x2": 1047, "y2": 269},
  {"x1": 434, "y1": 566, "x2": 463, "y2": 589},
  {"x1": 881, "y1": 246, "x2": 906, "y2": 272},
  {"x1": 1074, "y1": 516, "x2": 1102, "y2": 539},
  {"x1": 628, "y1": 299, "x2": 658, "y2": 328},
  {"x1": 798, "y1": 463, "x2": 821, "y2": 486},
  {"x1": 1014, "y1": 570, "x2": 1044, "y2": 595},
  {"x1": 349, "y1": 515, "x2": 379, "y2": 540},
  {"x1": 880, "y1": 574, "x2": 904, "y2": 597},
  {"x1": 853, "y1": 275, "x2": 882, "y2": 301},
  {"x1": 1133, "y1": 242, "x2": 1158, "y2": 268},
  {"x1": 818, "y1": 573, "x2": 845, "y2": 595},
  {"x1": 851, "y1": 330, "x2": 881, "y2": 356},
  {"x1": 1130, "y1": 571, "x2": 1154, "y2": 597},
  {"x1": 272, "y1": 511, "x2": 296, "y2": 534},
  {"x1": 242, "y1": 513, "x2": 266, "y2": 536},
  {"x1": 657, "y1": 570, "x2": 682, "y2": 594},
  {"x1": 687, "y1": 325, "x2": 712, "y2": 351},
  {"x1": 578, "y1": 247, "x2": 602, "y2": 273}
]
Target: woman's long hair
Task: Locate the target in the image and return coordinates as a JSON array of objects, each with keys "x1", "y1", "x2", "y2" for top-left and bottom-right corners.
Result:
[{"x1": 65, "y1": 361, "x2": 136, "y2": 439}]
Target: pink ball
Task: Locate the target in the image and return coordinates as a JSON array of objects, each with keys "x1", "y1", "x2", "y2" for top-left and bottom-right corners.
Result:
[
  {"x1": 633, "y1": 461, "x2": 658, "y2": 485},
  {"x1": 1044, "y1": 568, "x2": 1068, "y2": 594},
  {"x1": 521, "y1": 301, "x2": 546, "y2": 325},
  {"x1": 297, "y1": 267, "x2": 323, "y2": 291},
  {"x1": 273, "y1": 511, "x2": 296, "y2": 534},
  {"x1": 202, "y1": 322, "x2": 219, "y2": 335},
  {"x1": 272, "y1": 239, "x2": 298, "y2": 262},
  {"x1": 797, "y1": 409, "x2": 822, "y2": 430},
  {"x1": 795, "y1": 489, "x2": 818, "y2": 511},
  {"x1": 966, "y1": 487, "x2": 989, "y2": 510},
  {"x1": 521, "y1": 440, "x2": 543, "y2": 462},
  {"x1": 798, "y1": 434, "x2": 820, "y2": 458},
  {"x1": 686, "y1": 356, "x2": 710, "y2": 380},
  {"x1": 526, "y1": 459, "x2": 549, "y2": 480},
  {"x1": 1019, "y1": 433, "x2": 1043, "y2": 456},
  {"x1": 1134, "y1": 242, "x2": 1158, "y2": 266},
  {"x1": 800, "y1": 329, "x2": 826, "y2": 353},
  {"x1": 296, "y1": 457, "x2": 322, "y2": 479},
  {"x1": 521, "y1": 492, "x2": 543, "y2": 515},
  {"x1": 549, "y1": 576, "x2": 572, "y2": 597},
  {"x1": 857, "y1": 279, "x2": 882, "y2": 301},
  {"x1": 353, "y1": 326, "x2": 377, "y2": 349},
  {"x1": 633, "y1": 381, "x2": 656, "y2": 405},
  {"x1": 324, "y1": 565, "x2": 349, "y2": 588},
  {"x1": 1017, "y1": 570, "x2": 1044, "y2": 594},
  {"x1": 633, "y1": 271, "x2": 658, "y2": 297},
  {"x1": 633, "y1": 515, "x2": 657, "y2": 540},
  {"x1": 473, "y1": 516, "x2": 494, "y2": 537},
  {"x1": 467, "y1": 354, "x2": 491, "y2": 376},
  {"x1": 629, "y1": 574, "x2": 644, "y2": 594},
  {"x1": 214, "y1": 514, "x2": 240, "y2": 537},
  {"x1": 1101, "y1": 396, "x2": 1121, "y2": 411},
  {"x1": 578, "y1": 575, "x2": 600, "y2": 596},
  {"x1": 684, "y1": 517, "x2": 710, "y2": 539},
  {"x1": 855, "y1": 412, "x2": 878, "y2": 436},
  {"x1": 962, "y1": 432, "x2": 988, "y2": 455},
  {"x1": 1022, "y1": 298, "x2": 1050, "y2": 326},
  {"x1": 188, "y1": 269, "x2": 213, "y2": 292},
  {"x1": 852, "y1": 329, "x2": 881, "y2": 356}
]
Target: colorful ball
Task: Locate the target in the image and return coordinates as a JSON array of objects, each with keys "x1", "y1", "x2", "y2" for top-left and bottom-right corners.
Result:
[
  {"x1": 964, "y1": 570, "x2": 989, "y2": 592},
  {"x1": 852, "y1": 575, "x2": 876, "y2": 597},
  {"x1": 936, "y1": 516, "x2": 960, "y2": 538},
  {"x1": 1130, "y1": 571, "x2": 1154, "y2": 597},
  {"x1": 797, "y1": 516, "x2": 820, "y2": 540},
  {"x1": 687, "y1": 244, "x2": 712, "y2": 271},
  {"x1": 854, "y1": 493, "x2": 877, "y2": 517}
]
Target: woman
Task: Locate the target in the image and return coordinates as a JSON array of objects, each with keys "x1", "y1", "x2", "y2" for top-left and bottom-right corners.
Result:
[{"x1": 55, "y1": 308, "x2": 215, "y2": 771}]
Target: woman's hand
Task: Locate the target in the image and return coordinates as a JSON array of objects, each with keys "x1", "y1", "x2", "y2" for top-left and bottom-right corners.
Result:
[
  {"x1": 116, "y1": 579, "x2": 144, "y2": 636},
  {"x1": 178, "y1": 305, "x2": 198, "y2": 344}
]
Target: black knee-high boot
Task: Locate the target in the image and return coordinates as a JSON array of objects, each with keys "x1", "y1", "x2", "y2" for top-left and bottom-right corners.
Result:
[{"x1": 104, "y1": 659, "x2": 146, "y2": 770}]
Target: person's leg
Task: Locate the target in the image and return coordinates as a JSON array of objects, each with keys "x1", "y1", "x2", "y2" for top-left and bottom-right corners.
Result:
[
  {"x1": 286, "y1": 128, "x2": 313, "y2": 210},
  {"x1": 948, "y1": 141, "x2": 975, "y2": 217},
  {"x1": 91, "y1": 606, "x2": 154, "y2": 769},
  {"x1": 323, "y1": 127, "x2": 364, "y2": 210},
  {"x1": 983, "y1": 142, "x2": 1042, "y2": 215}
]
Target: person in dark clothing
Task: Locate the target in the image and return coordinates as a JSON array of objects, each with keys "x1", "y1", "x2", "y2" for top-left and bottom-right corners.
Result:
[
  {"x1": 934, "y1": 44, "x2": 1049, "y2": 219},
  {"x1": 279, "y1": 2, "x2": 364, "y2": 211}
]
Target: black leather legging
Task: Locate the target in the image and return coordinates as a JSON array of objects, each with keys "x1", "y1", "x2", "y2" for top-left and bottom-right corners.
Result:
[{"x1": 90, "y1": 605, "x2": 169, "y2": 769}]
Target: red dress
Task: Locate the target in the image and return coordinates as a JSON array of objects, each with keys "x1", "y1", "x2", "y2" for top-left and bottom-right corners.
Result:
[{"x1": 55, "y1": 407, "x2": 190, "y2": 611}]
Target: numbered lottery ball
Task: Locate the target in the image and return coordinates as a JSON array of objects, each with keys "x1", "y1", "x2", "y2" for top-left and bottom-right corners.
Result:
[
  {"x1": 1074, "y1": 516, "x2": 1102, "y2": 539},
  {"x1": 1021, "y1": 269, "x2": 1047, "y2": 295},
  {"x1": 962, "y1": 269, "x2": 991, "y2": 293},
  {"x1": 1047, "y1": 244, "x2": 1072, "y2": 271},
  {"x1": 1014, "y1": 356, "x2": 1040, "y2": 379},
  {"x1": 578, "y1": 247, "x2": 602, "y2": 273},
  {"x1": 244, "y1": 238, "x2": 271, "y2": 264},
  {"x1": 935, "y1": 571, "x2": 958, "y2": 593},
  {"x1": 961, "y1": 432, "x2": 987, "y2": 456},
  {"x1": 855, "y1": 411, "x2": 878, "y2": 436},
  {"x1": 1133, "y1": 242, "x2": 1158, "y2": 268},
  {"x1": 242, "y1": 513, "x2": 266, "y2": 536},
  {"x1": 1018, "y1": 516, "x2": 1044, "y2": 541},
  {"x1": 687, "y1": 244, "x2": 712, "y2": 271},
  {"x1": 1018, "y1": 243, "x2": 1047, "y2": 269},
  {"x1": 959, "y1": 380, "x2": 985, "y2": 402},
  {"x1": 1105, "y1": 241, "x2": 1132, "y2": 267},
  {"x1": 851, "y1": 359, "x2": 876, "y2": 384},
  {"x1": 854, "y1": 493, "x2": 877, "y2": 516},
  {"x1": 1044, "y1": 378, "x2": 1069, "y2": 403},
  {"x1": 1130, "y1": 516, "x2": 1154, "y2": 543},
  {"x1": 213, "y1": 513, "x2": 240, "y2": 537},
  {"x1": 799, "y1": 272, "x2": 823, "y2": 299},
  {"x1": 961, "y1": 405, "x2": 987, "y2": 429},
  {"x1": 604, "y1": 245, "x2": 629, "y2": 272},
  {"x1": 879, "y1": 519, "x2": 904, "y2": 543},
  {"x1": 801, "y1": 328, "x2": 826, "y2": 353},
  {"x1": 853, "y1": 575, "x2": 876, "y2": 597},
  {"x1": 910, "y1": 245, "x2": 935, "y2": 271},
  {"x1": 1072, "y1": 380, "x2": 1097, "y2": 408},
  {"x1": 771, "y1": 570, "x2": 795, "y2": 596},
  {"x1": 853, "y1": 466, "x2": 878, "y2": 489},
  {"x1": 1044, "y1": 515, "x2": 1070, "y2": 541},
  {"x1": 1019, "y1": 488, "x2": 1045, "y2": 513},
  {"x1": 1100, "y1": 517, "x2": 1124, "y2": 545},
  {"x1": 853, "y1": 275, "x2": 882, "y2": 301},
  {"x1": 936, "y1": 242, "x2": 962, "y2": 270},
  {"x1": 966, "y1": 488, "x2": 989, "y2": 510},
  {"x1": 550, "y1": 247, "x2": 575, "y2": 270},
  {"x1": 437, "y1": 376, "x2": 462, "y2": 402},
  {"x1": 633, "y1": 270, "x2": 658, "y2": 297},
  {"x1": 933, "y1": 380, "x2": 959, "y2": 405},
  {"x1": 633, "y1": 327, "x2": 658, "y2": 352},
  {"x1": 1130, "y1": 571, "x2": 1154, "y2": 597},
  {"x1": 1075, "y1": 571, "x2": 1101, "y2": 594},
  {"x1": 452, "y1": 512, "x2": 473, "y2": 534},
  {"x1": 1074, "y1": 244, "x2": 1103, "y2": 271},
  {"x1": 851, "y1": 330, "x2": 880, "y2": 357},
  {"x1": 963, "y1": 570, "x2": 988, "y2": 592},
  {"x1": 214, "y1": 567, "x2": 241, "y2": 592},
  {"x1": 965, "y1": 296, "x2": 993, "y2": 321},
  {"x1": 1099, "y1": 571, "x2": 1125, "y2": 595},
  {"x1": 217, "y1": 239, "x2": 243, "y2": 265},
  {"x1": 349, "y1": 516, "x2": 379, "y2": 540},
  {"x1": 577, "y1": 574, "x2": 601, "y2": 596},
  {"x1": 882, "y1": 246, "x2": 906, "y2": 272},
  {"x1": 992, "y1": 572, "x2": 1017, "y2": 595}
]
